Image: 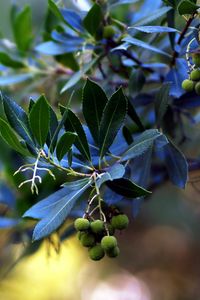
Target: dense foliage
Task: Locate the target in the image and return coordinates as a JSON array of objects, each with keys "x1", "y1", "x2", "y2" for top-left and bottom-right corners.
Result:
[{"x1": 0, "y1": 0, "x2": 200, "y2": 262}]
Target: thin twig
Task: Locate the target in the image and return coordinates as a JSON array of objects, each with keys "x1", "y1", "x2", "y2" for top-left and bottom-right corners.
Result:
[{"x1": 171, "y1": 12, "x2": 196, "y2": 66}]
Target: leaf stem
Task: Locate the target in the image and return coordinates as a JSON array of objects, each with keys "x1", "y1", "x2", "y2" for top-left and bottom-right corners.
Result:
[{"x1": 93, "y1": 172, "x2": 109, "y2": 235}]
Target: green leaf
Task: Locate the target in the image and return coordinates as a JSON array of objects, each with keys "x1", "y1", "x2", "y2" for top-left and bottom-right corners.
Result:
[
  {"x1": 28, "y1": 98, "x2": 35, "y2": 113},
  {"x1": 163, "y1": 0, "x2": 176, "y2": 7},
  {"x1": 48, "y1": 92, "x2": 73, "y2": 152},
  {"x1": 23, "y1": 178, "x2": 92, "y2": 241},
  {"x1": 82, "y1": 78, "x2": 108, "y2": 144},
  {"x1": 155, "y1": 83, "x2": 171, "y2": 127},
  {"x1": 120, "y1": 129, "x2": 162, "y2": 162},
  {"x1": 60, "y1": 107, "x2": 91, "y2": 162},
  {"x1": 56, "y1": 132, "x2": 77, "y2": 161},
  {"x1": 13, "y1": 5, "x2": 33, "y2": 52},
  {"x1": 55, "y1": 53, "x2": 79, "y2": 72},
  {"x1": 48, "y1": 0, "x2": 80, "y2": 33},
  {"x1": 123, "y1": 126, "x2": 133, "y2": 145},
  {"x1": 83, "y1": 3, "x2": 102, "y2": 36},
  {"x1": 99, "y1": 88, "x2": 127, "y2": 159},
  {"x1": 46, "y1": 106, "x2": 59, "y2": 152},
  {"x1": 0, "y1": 52, "x2": 25, "y2": 68},
  {"x1": 129, "y1": 69, "x2": 146, "y2": 95},
  {"x1": 29, "y1": 95, "x2": 50, "y2": 147},
  {"x1": 0, "y1": 118, "x2": 30, "y2": 156},
  {"x1": 106, "y1": 178, "x2": 151, "y2": 198},
  {"x1": 48, "y1": 0, "x2": 65, "y2": 22},
  {"x1": 2, "y1": 93, "x2": 34, "y2": 146},
  {"x1": 61, "y1": 57, "x2": 98, "y2": 93},
  {"x1": 178, "y1": 0, "x2": 199, "y2": 14},
  {"x1": 127, "y1": 99, "x2": 145, "y2": 131},
  {"x1": 68, "y1": 148, "x2": 73, "y2": 167}
]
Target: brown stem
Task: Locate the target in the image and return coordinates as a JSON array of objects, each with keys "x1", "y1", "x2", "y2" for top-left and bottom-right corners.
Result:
[{"x1": 171, "y1": 12, "x2": 196, "y2": 66}]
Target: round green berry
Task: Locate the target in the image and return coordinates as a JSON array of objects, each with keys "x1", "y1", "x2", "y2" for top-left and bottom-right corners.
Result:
[
  {"x1": 181, "y1": 79, "x2": 195, "y2": 92},
  {"x1": 74, "y1": 218, "x2": 90, "y2": 231},
  {"x1": 88, "y1": 245, "x2": 105, "y2": 261},
  {"x1": 190, "y1": 69, "x2": 200, "y2": 81},
  {"x1": 80, "y1": 232, "x2": 96, "y2": 247},
  {"x1": 192, "y1": 53, "x2": 200, "y2": 67},
  {"x1": 111, "y1": 214, "x2": 129, "y2": 230},
  {"x1": 101, "y1": 236, "x2": 117, "y2": 251},
  {"x1": 106, "y1": 246, "x2": 120, "y2": 258},
  {"x1": 77, "y1": 231, "x2": 84, "y2": 240},
  {"x1": 195, "y1": 82, "x2": 200, "y2": 95},
  {"x1": 90, "y1": 220, "x2": 104, "y2": 234},
  {"x1": 103, "y1": 25, "x2": 116, "y2": 39}
]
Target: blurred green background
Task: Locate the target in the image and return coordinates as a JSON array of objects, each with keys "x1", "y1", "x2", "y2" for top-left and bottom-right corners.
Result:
[{"x1": 0, "y1": 1, "x2": 200, "y2": 300}]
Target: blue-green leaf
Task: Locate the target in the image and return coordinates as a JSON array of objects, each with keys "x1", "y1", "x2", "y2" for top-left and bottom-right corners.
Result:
[
  {"x1": 109, "y1": 0, "x2": 139, "y2": 7},
  {"x1": 120, "y1": 129, "x2": 162, "y2": 162},
  {"x1": 35, "y1": 41, "x2": 81, "y2": 55},
  {"x1": 129, "y1": 25, "x2": 177, "y2": 33},
  {"x1": 24, "y1": 178, "x2": 90, "y2": 219},
  {"x1": 107, "y1": 163, "x2": 125, "y2": 179},
  {"x1": 82, "y1": 78, "x2": 108, "y2": 144},
  {"x1": 0, "y1": 217, "x2": 19, "y2": 228},
  {"x1": 0, "y1": 73, "x2": 33, "y2": 86},
  {"x1": 99, "y1": 88, "x2": 127, "y2": 159},
  {"x1": 23, "y1": 178, "x2": 92, "y2": 240},
  {"x1": 96, "y1": 163, "x2": 125, "y2": 188},
  {"x1": 29, "y1": 95, "x2": 50, "y2": 147},
  {"x1": 61, "y1": 9, "x2": 84, "y2": 32},
  {"x1": 131, "y1": 145, "x2": 153, "y2": 188},
  {"x1": 56, "y1": 132, "x2": 77, "y2": 161},
  {"x1": 132, "y1": 7, "x2": 172, "y2": 26},
  {"x1": 48, "y1": 0, "x2": 84, "y2": 33},
  {"x1": 61, "y1": 58, "x2": 98, "y2": 93},
  {"x1": 163, "y1": 141, "x2": 188, "y2": 188},
  {"x1": 122, "y1": 36, "x2": 171, "y2": 57}
]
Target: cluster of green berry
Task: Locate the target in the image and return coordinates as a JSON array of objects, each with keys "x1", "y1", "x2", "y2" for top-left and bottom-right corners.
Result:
[
  {"x1": 74, "y1": 213, "x2": 129, "y2": 261},
  {"x1": 182, "y1": 53, "x2": 200, "y2": 95},
  {"x1": 103, "y1": 25, "x2": 116, "y2": 39}
]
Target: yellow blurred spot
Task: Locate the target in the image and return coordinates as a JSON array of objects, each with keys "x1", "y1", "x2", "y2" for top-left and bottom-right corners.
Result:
[{"x1": 0, "y1": 237, "x2": 84, "y2": 300}]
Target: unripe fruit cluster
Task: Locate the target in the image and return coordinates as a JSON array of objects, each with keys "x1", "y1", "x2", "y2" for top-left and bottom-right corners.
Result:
[
  {"x1": 103, "y1": 25, "x2": 116, "y2": 39},
  {"x1": 182, "y1": 53, "x2": 200, "y2": 95},
  {"x1": 74, "y1": 213, "x2": 129, "y2": 261}
]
